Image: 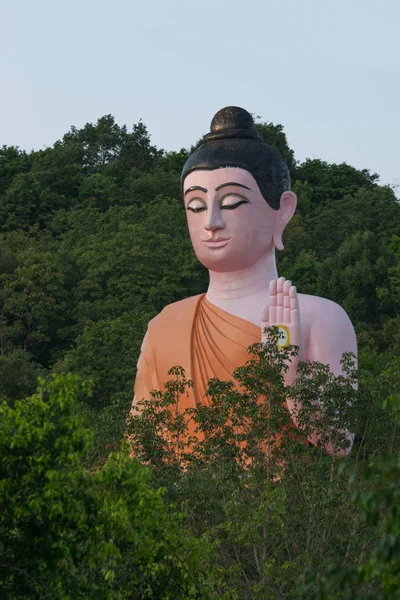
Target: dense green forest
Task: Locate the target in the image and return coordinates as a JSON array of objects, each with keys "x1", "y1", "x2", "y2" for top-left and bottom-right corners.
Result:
[{"x1": 1, "y1": 115, "x2": 400, "y2": 598}]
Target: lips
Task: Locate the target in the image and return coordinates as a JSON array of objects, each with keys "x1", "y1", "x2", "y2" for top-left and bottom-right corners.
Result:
[{"x1": 203, "y1": 237, "x2": 232, "y2": 248}]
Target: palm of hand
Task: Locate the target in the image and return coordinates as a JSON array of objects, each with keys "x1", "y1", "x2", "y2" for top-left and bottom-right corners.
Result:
[{"x1": 261, "y1": 277, "x2": 303, "y2": 368}]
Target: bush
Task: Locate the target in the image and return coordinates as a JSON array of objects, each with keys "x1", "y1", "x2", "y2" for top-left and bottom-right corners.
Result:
[
  {"x1": 129, "y1": 334, "x2": 363, "y2": 599},
  {"x1": 0, "y1": 374, "x2": 224, "y2": 599}
]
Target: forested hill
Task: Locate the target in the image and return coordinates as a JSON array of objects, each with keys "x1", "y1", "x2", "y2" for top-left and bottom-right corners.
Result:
[{"x1": 0, "y1": 114, "x2": 399, "y2": 417}]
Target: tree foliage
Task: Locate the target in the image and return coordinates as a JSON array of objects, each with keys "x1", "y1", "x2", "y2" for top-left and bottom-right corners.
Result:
[
  {"x1": 129, "y1": 336, "x2": 399, "y2": 599},
  {"x1": 0, "y1": 114, "x2": 399, "y2": 597},
  {"x1": 0, "y1": 375, "x2": 225, "y2": 599}
]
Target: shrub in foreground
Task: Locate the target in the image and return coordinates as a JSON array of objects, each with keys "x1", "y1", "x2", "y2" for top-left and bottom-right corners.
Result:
[{"x1": 0, "y1": 375, "x2": 224, "y2": 599}]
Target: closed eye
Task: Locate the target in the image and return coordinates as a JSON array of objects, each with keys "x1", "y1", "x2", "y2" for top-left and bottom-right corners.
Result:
[
  {"x1": 187, "y1": 206, "x2": 207, "y2": 213},
  {"x1": 186, "y1": 197, "x2": 207, "y2": 213},
  {"x1": 220, "y1": 200, "x2": 248, "y2": 210}
]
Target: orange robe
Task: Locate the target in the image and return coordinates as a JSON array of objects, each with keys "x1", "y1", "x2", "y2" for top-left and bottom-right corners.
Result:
[
  {"x1": 134, "y1": 294, "x2": 260, "y2": 417},
  {"x1": 133, "y1": 294, "x2": 305, "y2": 455}
]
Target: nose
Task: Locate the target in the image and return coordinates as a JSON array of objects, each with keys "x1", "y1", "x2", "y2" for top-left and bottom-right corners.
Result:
[{"x1": 204, "y1": 203, "x2": 224, "y2": 232}]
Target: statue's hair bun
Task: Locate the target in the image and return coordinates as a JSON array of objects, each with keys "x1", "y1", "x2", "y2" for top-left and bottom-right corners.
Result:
[{"x1": 203, "y1": 106, "x2": 262, "y2": 142}]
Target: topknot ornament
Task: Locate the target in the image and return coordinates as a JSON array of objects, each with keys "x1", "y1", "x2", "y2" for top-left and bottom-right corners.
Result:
[{"x1": 203, "y1": 106, "x2": 262, "y2": 143}]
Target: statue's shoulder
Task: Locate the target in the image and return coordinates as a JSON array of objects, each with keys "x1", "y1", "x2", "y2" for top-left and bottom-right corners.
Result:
[
  {"x1": 137, "y1": 295, "x2": 204, "y2": 385},
  {"x1": 299, "y1": 293, "x2": 350, "y2": 320},
  {"x1": 298, "y1": 293, "x2": 355, "y2": 337},
  {"x1": 148, "y1": 294, "x2": 204, "y2": 333},
  {"x1": 298, "y1": 294, "x2": 357, "y2": 363}
]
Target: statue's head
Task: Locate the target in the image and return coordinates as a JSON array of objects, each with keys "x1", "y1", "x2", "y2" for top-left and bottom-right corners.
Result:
[{"x1": 181, "y1": 107, "x2": 297, "y2": 272}]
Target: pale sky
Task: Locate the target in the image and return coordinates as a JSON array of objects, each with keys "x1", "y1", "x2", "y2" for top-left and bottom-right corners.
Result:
[{"x1": 1, "y1": 0, "x2": 399, "y2": 191}]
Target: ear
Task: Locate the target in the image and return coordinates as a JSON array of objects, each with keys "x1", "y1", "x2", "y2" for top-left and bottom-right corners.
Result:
[{"x1": 273, "y1": 191, "x2": 297, "y2": 251}]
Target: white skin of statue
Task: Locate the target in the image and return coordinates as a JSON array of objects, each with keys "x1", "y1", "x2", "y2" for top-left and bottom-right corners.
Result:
[{"x1": 183, "y1": 166, "x2": 357, "y2": 455}]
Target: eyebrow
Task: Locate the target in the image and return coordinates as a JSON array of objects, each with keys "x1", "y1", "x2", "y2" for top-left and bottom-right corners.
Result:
[
  {"x1": 184, "y1": 185, "x2": 208, "y2": 197},
  {"x1": 215, "y1": 182, "x2": 251, "y2": 192}
]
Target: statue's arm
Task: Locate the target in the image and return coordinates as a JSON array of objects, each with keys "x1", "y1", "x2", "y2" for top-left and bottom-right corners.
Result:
[
  {"x1": 127, "y1": 331, "x2": 157, "y2": 454},
  {"x1": 131, "y1": 330, "x2": 157, "y2": 414},
  {"x1": 304, "y1": 298, "x2": 357, "y2": 455},
  {"x1": 306, "y1": 298, "x2": 357, "y2": 380}
]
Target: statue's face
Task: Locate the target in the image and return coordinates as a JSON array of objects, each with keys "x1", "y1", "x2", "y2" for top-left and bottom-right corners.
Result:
[{"x1": 183, "y1": 167, "x2": 282, "y2": 273}]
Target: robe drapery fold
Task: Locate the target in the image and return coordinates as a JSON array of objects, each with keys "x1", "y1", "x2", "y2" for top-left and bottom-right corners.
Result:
[
  {"x1": 133, "y1": 294, "x2": 308, "y2": 453},
  {"x1": 191, "y1": 297, "x2": 260, "y2": 406},
  {"x1": 134, "y1": 294, "x2": 260, "y2": 414}
]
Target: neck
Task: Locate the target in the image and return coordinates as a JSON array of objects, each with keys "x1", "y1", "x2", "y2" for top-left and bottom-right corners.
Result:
[{"x1": 206, "y1": 252, "x2": 278, "y2": 302}]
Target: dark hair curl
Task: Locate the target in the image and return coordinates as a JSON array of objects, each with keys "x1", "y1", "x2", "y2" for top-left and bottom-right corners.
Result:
[{"x1": 181, "y1": 106, "x2": 291, "y2": 210}]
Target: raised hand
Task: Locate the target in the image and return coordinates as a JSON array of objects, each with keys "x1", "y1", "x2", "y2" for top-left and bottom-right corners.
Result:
[{"x1": 261, "y1": 277, "x2": 303, "y2": 377}]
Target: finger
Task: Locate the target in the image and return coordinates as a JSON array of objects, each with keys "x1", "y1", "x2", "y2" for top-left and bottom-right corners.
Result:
[
  {"x1": 277, "y1": 276, "x2": 286, "y2": 293},
  {"x1": 282, "y1": 279, "x2": 291, "y2": 322},
  {"x1": 269, "y1": 279, "x2": 277, "y2": 323},
  {"x1": 283, "y1": 291, "x2": 291, "y2": 323},
  {"x1": 283, "y1": 279, "x2": 292, "y2": 295},
  {"x1": 289, "y1": 285, "x2": 300, "y2": 327},
  {"x1": 276, "y1": 277, "x2": 285, "y2": 323}
]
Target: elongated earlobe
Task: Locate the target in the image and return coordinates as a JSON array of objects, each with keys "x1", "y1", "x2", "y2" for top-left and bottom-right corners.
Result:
[
  {"x1": 273, "y1": 230, "x2": 285, "y2": 251},
  {"x1": 273, "y1": 191, "x2": 297, "y2": 251}
]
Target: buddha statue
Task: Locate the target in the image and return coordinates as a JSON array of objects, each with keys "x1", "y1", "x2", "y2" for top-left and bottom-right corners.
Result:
[{"x1": 132, "y1": 106, "x2": 357, "y2": 453}]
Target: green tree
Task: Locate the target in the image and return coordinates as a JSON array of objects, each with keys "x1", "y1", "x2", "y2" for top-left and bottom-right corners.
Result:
[
  {"x1": 78, "y1": 173, "x2": 118, "y2": 211},
  {"x1": 0, "y1": 237, "x2": 73, "y2": 363},
  {"x1": 0, "y1": 146, "x2": 32, "y2": 196},
  {"x1": 255, "y1": 120, "x2": 296, "y2": 177},
  {"x1": 130, "y1": 335, "x2": 364, "y2": 599},
  {"x1": 302, "y1": 393, "x2": 400, "y2": 600},
  {"x1": 0, "y1": 349, "x2": 40, "y2": 404},
  {"x1": 0, "y1": 374, "x2": 225, "y2": 599},
  {"x1": 317, "y1": 231, "x2": 389, "y2": 333},
  {"x1": 64, "y1": 311, "x2": 149, "y2": 413},
  {"x1": 295, "y1": 159, "x2": 379, "y2": 205},
  {"x1": 378, "y1": 236, "x2": 400, "y2": 351}
]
